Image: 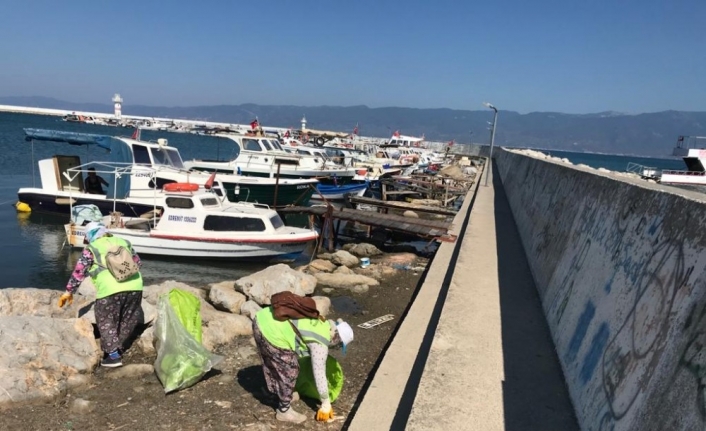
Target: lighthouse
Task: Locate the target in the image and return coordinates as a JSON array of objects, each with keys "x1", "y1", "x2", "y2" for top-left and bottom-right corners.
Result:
[
  {"x1": 112, "y1": 93, "x2": 123, "y2": 119},
  {"x1": 301, "y1": 115, "x2": 307, "y2": 131}
]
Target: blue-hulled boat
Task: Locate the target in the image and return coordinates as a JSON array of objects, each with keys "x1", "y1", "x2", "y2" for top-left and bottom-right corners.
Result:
[{"x1": 311, "y1": 183, "x2": 368, "y2": 200}]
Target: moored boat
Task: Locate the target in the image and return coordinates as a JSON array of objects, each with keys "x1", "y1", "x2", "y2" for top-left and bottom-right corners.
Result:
[
  {"x1": 17, "y1": 128, "x2": 317, "y2": 216},
  {"x1": 65, "y1": 188, "x2": 318, "y2": 259},
  {"x1": 184, "y1": 133, "x2": 357, "y2": 184},
  {"x1": 311, "y1": 183, "x2": 368, "y2": 200}
]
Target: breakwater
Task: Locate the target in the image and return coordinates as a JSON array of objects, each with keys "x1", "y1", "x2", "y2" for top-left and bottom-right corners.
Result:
[{"x1": 495, "y1": 148, "x2": 706, "y2": 431}]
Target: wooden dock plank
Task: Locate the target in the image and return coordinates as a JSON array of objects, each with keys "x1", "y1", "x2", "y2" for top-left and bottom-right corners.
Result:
[{"x1": 278, "y1": 205, "x2": 454, "y2": 239}]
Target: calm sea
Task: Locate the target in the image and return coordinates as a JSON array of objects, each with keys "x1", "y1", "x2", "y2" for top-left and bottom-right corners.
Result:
[
  {"x1": 541, "y1": 149, "x2": 684, "y2": 172},
  {"x1": 0, "y1": 112, "x2": 686, "y2": 288}
]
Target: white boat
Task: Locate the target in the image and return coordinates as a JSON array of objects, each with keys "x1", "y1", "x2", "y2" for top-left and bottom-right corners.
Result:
[
  {"x1": 658, "y1": 136, "x2": 706, "y2": 185},
  {"x1": 65, "y1": 187, "x2": 318, "y2": 259},
  {"x1": 18, "y1": 129, "x2": 318, "y2": 216},
  {"x1": 184, "y1": 133, "x2": 358, "y2": 182}
]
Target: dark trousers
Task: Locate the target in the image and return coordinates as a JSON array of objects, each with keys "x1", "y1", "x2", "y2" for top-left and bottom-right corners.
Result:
[{"x1": 95, "y1": 290, "x2": 144, "y2": 354}]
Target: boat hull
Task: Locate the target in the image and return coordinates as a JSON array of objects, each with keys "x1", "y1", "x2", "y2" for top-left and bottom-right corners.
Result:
[
  {"x1": 65, "y1": 224, "x2": 318, "y2": 259},
  {"x1": 221, "y1": 180, "x2": 315, "y2": 207},
  {"x1": 311, "y1": 184, "x2": 368, "y2": 200},
  {"x1": 19, "y1": 189, "x2": 159, "y2": 217},
  {"x1": 124, "y1": 231, "x2": 315, "y2": 258}
]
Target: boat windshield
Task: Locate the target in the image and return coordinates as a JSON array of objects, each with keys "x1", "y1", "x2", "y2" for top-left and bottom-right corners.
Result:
[
  {"x1": 243, "y1": 139, "x2": 263, "y2": 152},
  {"x1": 270, "y1": 214, "x2": 284, "y2": 229},
  {"x1": 261, "y1": 140, "x2": 273, "y2": 151},
  {"x1": 151, "y1": 147, "x2": 185, "y2": 169},
  {"x1": 268, "y1": 139, "x2": 284, "y2": 151}
]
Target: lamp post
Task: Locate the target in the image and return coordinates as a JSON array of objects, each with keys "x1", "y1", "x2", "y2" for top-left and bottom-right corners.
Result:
[{"x1": 483, "y1": 102, "x2": 498, "y2": 186}]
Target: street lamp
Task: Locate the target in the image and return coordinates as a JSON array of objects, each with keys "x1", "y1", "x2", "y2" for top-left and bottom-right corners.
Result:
[{"x1": 483, "y1": 102, "x2": 498, "y2": 186}]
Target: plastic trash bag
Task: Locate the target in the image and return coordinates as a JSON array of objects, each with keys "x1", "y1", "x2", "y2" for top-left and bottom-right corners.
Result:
[
  {"x1": 168, "y1": 288, "x2": 202, "y2": 343},
  {"x1": 154, "y1": 290, "x2": 222, "y2": 393},
  {"x1": 295, "y1": 355, "x2": 344, "y2": 402}
]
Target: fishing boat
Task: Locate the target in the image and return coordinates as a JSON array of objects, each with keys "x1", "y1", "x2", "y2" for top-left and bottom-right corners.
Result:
[
  {"x1": 184, "y1": 133, "x2": 357, "y2": 184},
  {"x1": 311, "y1": 183, "x2": 368, "y2": 200},
  {"x1": 17, "y1": 129, "x2": 317, "y2": 216},
  {"x1": 64, "y1": 184, "x2": 318, "y2": 259}
]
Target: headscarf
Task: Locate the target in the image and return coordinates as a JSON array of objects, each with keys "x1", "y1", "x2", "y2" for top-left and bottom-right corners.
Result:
[
  {"x1": 328, "y1": 319, "x2": 354, "y2": 354},
  {"x1": 84, "y1": 222, "x2": 108, "y2": 243}
]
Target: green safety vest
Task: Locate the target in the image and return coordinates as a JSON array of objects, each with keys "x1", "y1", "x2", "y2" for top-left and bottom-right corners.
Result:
[
  {"x1": 87, "y1": 236, "x2": 143, "y2": 299},
  {"x1": 255, "y1": 306, "x2": 330, "y2": 357}
]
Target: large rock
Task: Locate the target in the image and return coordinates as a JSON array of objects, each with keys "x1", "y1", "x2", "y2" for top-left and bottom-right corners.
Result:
[
  {"x1": 0, "y1": 288, "x2": 91, "y2": 318},
  {"x1": 330, "y1": 250, "x2": 359, "y2": 267},
  {"x1": 0, "y1": 316, "x2": 100, "y2": 407},
  {"x1": 379, "y1": 252, "x2": 418, "y2": 268},
  {"x1": 334, "y1": 265, "x2": 354, "y2": 275},
  {"x1": 202, "y1": 313, "x2": 253, "y2": 350},
  {"x1": 240, "y1": 300, "x2": 262, "y2": 320},
  {"x1": 314, "y1": 273, "x2": 379, "y2": 292},
  {"x1": 345, "y1": 243, "x2": 383, "y2": 257},
  {"x1": 308, "y1": 259, "x2": 337, "y2": 273},
  {"x1": 312, "y1": 296, "x2": 332, "y2": 317},
  {"x1": 235, "y1": 264, "x2": 317, "y2": 305},
  {"x1": 135, "y1": 326, "x2": 156, "y2": 355},
  {"x1": 355, "y1": 263, "x2": 400, "y2": 280},
  {"x1": 208, "y1": 282, "x2": 246, "y2": 314}
]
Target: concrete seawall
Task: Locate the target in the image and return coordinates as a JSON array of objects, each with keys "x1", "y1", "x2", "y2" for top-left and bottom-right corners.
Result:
[{"x1": 495, "y1": 148, "x2": 706, "y2": 431}]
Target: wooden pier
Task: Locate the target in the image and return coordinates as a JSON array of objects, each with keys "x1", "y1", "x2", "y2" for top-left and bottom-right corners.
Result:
[{"x1": 278, "y1": 204, "x2": 457, "y2": 251}]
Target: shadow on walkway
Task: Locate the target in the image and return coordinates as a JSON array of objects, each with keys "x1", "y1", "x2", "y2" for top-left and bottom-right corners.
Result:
[{"x1": 493, "y1": 163, "x2": 580, "y2": 430}]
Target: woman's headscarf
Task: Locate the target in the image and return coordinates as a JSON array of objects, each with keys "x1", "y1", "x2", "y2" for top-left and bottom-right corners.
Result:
[{"x1": 84, "y1": 222, "x2": 108, "y2": 243}]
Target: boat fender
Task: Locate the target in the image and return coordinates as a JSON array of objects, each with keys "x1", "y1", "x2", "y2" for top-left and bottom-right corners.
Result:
[
  {"x1": 163, "y1": 182, "x2": 199, "y2": 192},
  {"x1": 15, "y1": 202, "x2": 31, "y2": 213}
]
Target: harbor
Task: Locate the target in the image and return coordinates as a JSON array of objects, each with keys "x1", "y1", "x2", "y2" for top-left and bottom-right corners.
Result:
[{"x1": 2, "y1": 109, "x2": 706, "y2": 431}]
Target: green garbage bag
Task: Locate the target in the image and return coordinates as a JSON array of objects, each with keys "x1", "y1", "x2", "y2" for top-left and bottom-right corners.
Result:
[
  {"x1": 154, "y1": 290, "x2": 223, "y2": 393},
  {"x1": 168, "y1": 289, "x2": 202, "y2": 343},
  {"x1": 295, "y1": 355, "x2": 344, "y2": 402}
]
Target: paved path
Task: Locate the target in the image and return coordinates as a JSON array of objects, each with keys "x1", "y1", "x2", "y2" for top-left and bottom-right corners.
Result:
[{"x1": 346, "y1": 162, "x2": 578, "y2": 431}]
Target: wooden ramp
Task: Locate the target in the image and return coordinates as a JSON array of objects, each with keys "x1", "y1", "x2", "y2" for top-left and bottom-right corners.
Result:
[
  {"x1": 278, "y1": 205, "x2": 456, "y2": 242},
  {"x1": 348, "y1": 196, "x2": 458, "y2": 216}
]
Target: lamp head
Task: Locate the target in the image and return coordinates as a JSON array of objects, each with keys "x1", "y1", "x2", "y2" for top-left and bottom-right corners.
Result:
[{"x1": 483, "y1": 102, "x2": 497, "y2": 111}]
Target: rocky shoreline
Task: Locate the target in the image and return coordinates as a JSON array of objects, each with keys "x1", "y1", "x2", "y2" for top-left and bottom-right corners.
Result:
[{"x1": 0, "y1": 242, "x2": 424, "y2": 428}]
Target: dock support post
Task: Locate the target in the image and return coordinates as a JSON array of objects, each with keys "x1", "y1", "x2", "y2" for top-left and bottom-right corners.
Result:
[
  {"x1": 326, "y1": 205, "x2": 335, "y2": 252},
  {"x1": 273, "y1": 163, "x2": 282, "y2": 207}
]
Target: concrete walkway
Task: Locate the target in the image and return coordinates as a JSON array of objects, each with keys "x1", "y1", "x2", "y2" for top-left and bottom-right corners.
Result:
[{"x1": 346, "y1": 163, "x2": 578, "y2": 430}]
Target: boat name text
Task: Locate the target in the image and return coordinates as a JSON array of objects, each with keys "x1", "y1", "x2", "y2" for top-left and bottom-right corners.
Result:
[{"x1": 168, "y1": 215, "x2": 197, "y2": 223}]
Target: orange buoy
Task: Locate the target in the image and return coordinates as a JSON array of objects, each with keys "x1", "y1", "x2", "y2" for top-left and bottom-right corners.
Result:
[{"x1": 163, "y1": 182, "x2": 199, "y2": 192}]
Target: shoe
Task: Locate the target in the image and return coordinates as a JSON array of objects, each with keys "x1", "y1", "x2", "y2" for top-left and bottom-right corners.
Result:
[
  {"x1": 101, "y1": 351, "x2": 123, "y2": 368},
  {"x1": 276, "y1": 407, "x2": 307, "y2": 424}
]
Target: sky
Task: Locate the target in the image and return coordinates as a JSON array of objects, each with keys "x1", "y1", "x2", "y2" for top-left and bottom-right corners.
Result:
[{"x1": 0, "y1": 0, "x2": 704, "y2": 114}]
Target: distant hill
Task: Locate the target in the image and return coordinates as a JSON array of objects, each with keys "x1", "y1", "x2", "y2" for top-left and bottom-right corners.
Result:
[{"x1": 2, "y1": 96, "x2": 704, "y2": 156}]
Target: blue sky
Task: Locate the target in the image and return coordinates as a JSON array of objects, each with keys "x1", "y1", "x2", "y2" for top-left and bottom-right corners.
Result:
[{"x1": 0, "y1": 0, "x2": 704, "y2": 114}]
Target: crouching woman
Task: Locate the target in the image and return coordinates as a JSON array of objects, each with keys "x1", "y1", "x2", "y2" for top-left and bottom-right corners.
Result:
[
  {"x1": 253, "y1": 306, "x2": 354, "y2": 423},
  {"x1": 59, "y1": 222, "x2": 144, "y2": 368}
]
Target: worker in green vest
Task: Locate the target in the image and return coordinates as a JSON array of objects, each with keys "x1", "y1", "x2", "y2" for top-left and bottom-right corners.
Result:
[
  {"x1": 59, "y1": 222, "x2": 144, "y2": 368},
  {"x1": 253, "y1": 306, "x2": 354, "y2": 424}
]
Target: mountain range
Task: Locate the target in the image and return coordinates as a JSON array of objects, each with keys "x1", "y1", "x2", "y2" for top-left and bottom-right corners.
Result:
[{"x1": 2, "y1": 96, "x2": 704, "y2": 156}]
